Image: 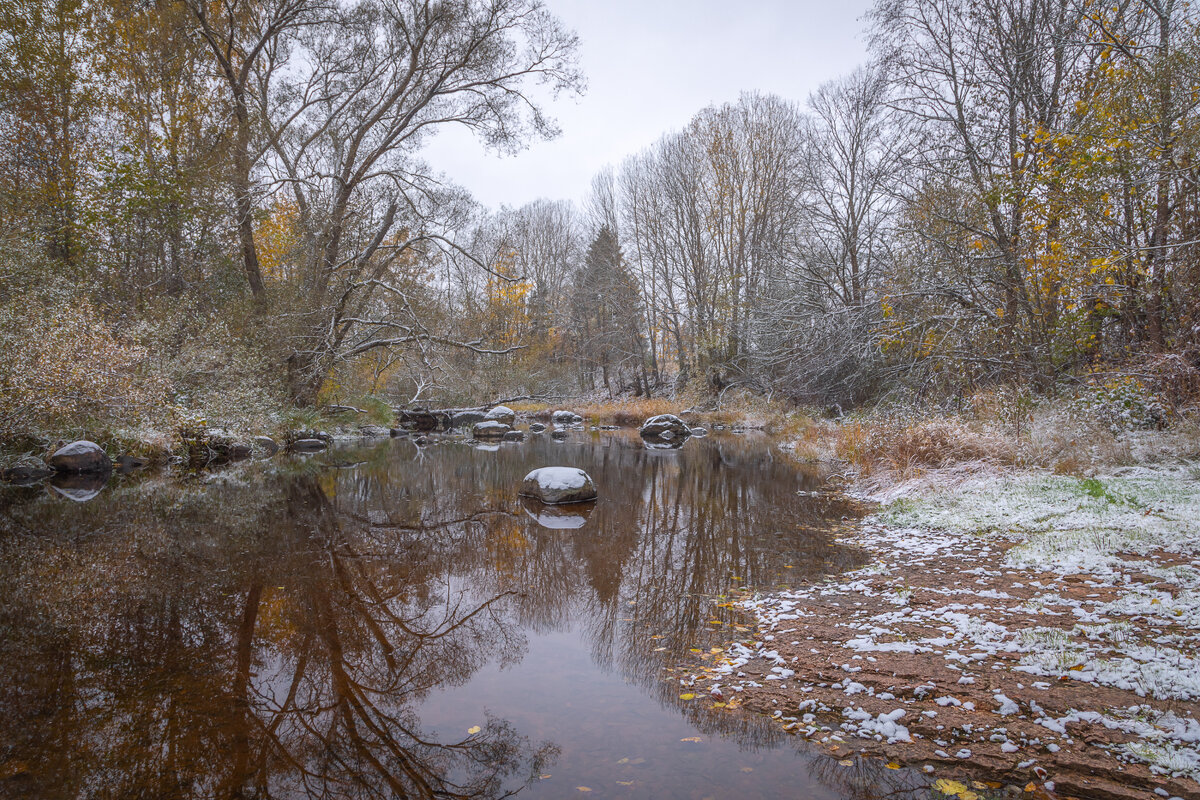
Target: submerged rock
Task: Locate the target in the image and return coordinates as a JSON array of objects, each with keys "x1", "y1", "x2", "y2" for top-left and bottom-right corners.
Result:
[
  {"x1": 519, "y1": 467, "x2": 598, "y2": 505},
  {"x1": 291, "y1": 438, "x2": 327, "y2": 452},
  {"x1": 485, "y1": 406, "x2": 516, "y2": 426},
  {"x1": 502, "y1": 430, "x2": 526, "y2": 443},
  {"x1": 115, "y1": 455, "x2": 148, "y2": 472},
  {"x1": 690, "y1": 427, "x2": 709, "y2": 437},
  {"x1": 473, "y1": 420, "x2": 511, "y2": 439},
  {"x1": 639, "y1": 414, "x2": 691, "y2": 441},
  {"x1": 549, "y1": 430, "x2": 569, "y2": 441},
  {"x1": 530, "y1": 422, "x2": 547, "y2": 433},
  {"x1": 48, "y1": 440, "x2": 111, "y2": 474},
  {"x1": 2, "y1": 456, "x2": 54, "y2": 483}
]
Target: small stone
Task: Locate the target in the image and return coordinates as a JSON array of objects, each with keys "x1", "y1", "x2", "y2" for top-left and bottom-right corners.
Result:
[{"x1": 252, "y1": 435, "x2": 279, "y2": 455}]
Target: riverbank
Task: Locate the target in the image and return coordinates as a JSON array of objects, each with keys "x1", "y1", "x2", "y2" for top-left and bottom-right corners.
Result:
[{"x1": 681, "y1": 461, "x2": 1200, "y2": 800}]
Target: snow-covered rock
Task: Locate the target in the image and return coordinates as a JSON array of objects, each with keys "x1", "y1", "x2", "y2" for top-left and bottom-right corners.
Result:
[
  {"x1": 472, "y1": 420, "x2": 511, "y2": 439},
  {"x1": 552, "y1": 410, "x2": 583, "y2": 425},
  {"x1": 640, "y1": 414, "x2": 692, "y2": 441},
  {"x1": 48, "y1": 440, "x2": 111, "y2": 473},
  {"x1": 485, "y1": 406, "x2": 516, "y2": 425},
  {"x1": 519, "y1": 466, "x2": 598, "y2": 505}
]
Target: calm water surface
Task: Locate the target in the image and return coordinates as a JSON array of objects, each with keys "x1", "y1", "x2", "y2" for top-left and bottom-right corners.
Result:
[{"x1": 0, "y1": 429, "x2": 927, "y2": 800}]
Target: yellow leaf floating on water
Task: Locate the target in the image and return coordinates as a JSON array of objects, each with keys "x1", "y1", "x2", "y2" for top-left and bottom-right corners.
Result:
[
  {"x1": 466, "y1": 726, "x2": 481, "y2": 735},
  {"x1": 617, "y1": 758, "x2": 629, "y2": 764},
  {"x1": 838, "y1": 759, "x2": 853, "y2": 766},
  {"x1": 576, "y1": 787, "x2": 591, "y2": 793},
  {"x1": 886, "y1": 762, "x2": 901, "y2": 769},
  {"x1": 679, "y1": 693, "x2": 696, "y2": 700},
  {"x1": 740, "y1": 767, "x2": 754, "y2": 773},
  {"x1": 538, "y1": 774, "x2": 551, "y2": 780},
  {"x1": 680, "y1": 736, "x2": 703, "y2": 743},
  {"x1": 617, "y1": 780, "x2": 634, "y2": 786}
]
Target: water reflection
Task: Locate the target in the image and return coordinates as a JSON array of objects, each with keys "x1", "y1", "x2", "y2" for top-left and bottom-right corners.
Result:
[{"x1": 0, "y1": 431, "x2": 875, "y2": 799}]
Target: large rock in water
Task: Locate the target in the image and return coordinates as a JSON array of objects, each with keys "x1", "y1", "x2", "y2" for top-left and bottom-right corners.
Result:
[
  {"x1": 473, "y1": 420, "x2": 511, "y2": 439},
  {"x1": 485, "y1": 405, "x2": 516, "y2": 426},
  {"x1": 519, "y1": 467, "x2": 598, "y2": 505},
  {"x1": 551, "y1": 410, "x2": 583, "y2": 425},
  {"x1": 48, "y1": 440, "x2": 111, "y2": 473},
  {"x1": 639, "y1": 414, "x2": 692, "y2": 441}
]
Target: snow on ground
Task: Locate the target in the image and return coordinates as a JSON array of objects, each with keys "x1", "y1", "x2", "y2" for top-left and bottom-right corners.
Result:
[{"x1": 688, "y1": 463, "x2": 1200, "y2": 798}]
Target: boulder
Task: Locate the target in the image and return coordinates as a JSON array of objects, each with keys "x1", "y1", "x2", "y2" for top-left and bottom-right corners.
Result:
[
  {"x1": 690, "y1": 427, "x2": 709, "y2": 437},
  {"x1": 551, "y1": 410, "x2": 583, "y2": 425},
  {"x1": 639, "y1": 414, "x2": 692, "y2": 441},
  {"x1": 2, "y1": 456, "x2": 53, "y2": 483},
  {"x1": 252, "y1": 435, "x2": 279, "y2": 455},
  {"x1": 485, "y1": 405, "x2": 516, "y2": 426},
  {"x1": 530, "y1": 422, "x2": 547, "y2": 433},
  {"x1": 452, "y1": 410, "x2": 487, "y2": 429},
  {"x1": 519, "y1": 467, "x2": 598, "y2": 505},
  {"x1": 472, "y1": 420, "x2": 511, "y2": 439},
  {"x1": 502, "y1": 430, "x2": 526, "y2": 443},
  {"x1": 48, "y1": 440, "x2": 111, "y2": 474},
  {"x1": 291, "y1": 438, "x2": 327, "y2": 452},
  {"x1": 396, "y1": 409, "x2": 447, "y2": 431}
]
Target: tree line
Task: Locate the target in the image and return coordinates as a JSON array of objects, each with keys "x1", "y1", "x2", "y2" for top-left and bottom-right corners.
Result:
[{"x1": 1, "y1": 0, "x2": 1198, "y2": 430}]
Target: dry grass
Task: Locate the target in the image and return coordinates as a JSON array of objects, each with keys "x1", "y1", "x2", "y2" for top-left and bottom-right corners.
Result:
[{"x1": 834, "y1": 416, "x2": 1011, "y2": 477}]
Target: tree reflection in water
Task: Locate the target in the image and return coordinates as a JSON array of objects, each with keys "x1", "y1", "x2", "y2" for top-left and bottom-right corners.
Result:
[{"x1": 0, "y1": 431, "x2": 876, "y2": 800}]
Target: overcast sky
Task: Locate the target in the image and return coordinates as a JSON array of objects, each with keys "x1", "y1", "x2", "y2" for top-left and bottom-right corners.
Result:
[{"x1": 420, "y1": 0, "x2": 876, "y2": 210}]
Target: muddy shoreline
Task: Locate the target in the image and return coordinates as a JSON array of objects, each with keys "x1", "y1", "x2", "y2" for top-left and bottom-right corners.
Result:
[{"x1": 677, "y1": 467, "x2": 1200, "y2": 800}]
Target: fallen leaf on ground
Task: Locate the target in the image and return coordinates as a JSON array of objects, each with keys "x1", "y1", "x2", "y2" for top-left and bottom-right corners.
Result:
[{"x1": 679, "y1": 693, "x2": 695, "y2": 700}]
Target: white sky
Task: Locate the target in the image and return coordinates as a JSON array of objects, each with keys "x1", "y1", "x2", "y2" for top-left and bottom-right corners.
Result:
[{"x1": 421, "y1": 0, "x2": 876, "y2": 210}]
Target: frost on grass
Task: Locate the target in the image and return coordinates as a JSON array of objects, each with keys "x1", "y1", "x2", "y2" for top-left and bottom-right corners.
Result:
[{"x1": 702, "y1": 464, "x2": 1200, "y2": 793}]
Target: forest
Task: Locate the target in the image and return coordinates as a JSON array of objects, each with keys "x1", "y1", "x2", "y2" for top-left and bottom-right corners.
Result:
[{"x1": 1, "y1": 0, "x2": 1199, "y2": 441}]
